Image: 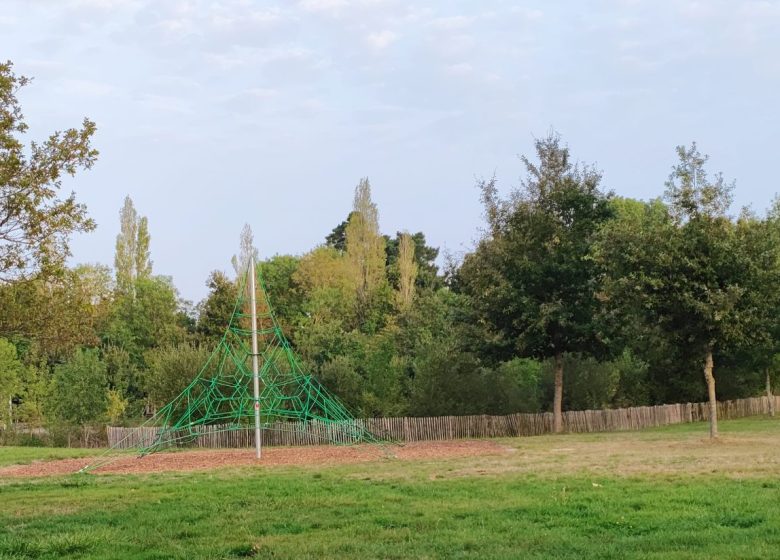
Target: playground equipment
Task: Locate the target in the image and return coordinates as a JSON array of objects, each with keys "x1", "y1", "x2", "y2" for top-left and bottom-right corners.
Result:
[{"x1": 81, "y1": 257, "x2": 378, "y2": 472}]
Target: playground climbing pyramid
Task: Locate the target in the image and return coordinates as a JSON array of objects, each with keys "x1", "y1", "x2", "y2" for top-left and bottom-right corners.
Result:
[{"x1": 125, "y1": 260, "x2": 378, "y2": 457}]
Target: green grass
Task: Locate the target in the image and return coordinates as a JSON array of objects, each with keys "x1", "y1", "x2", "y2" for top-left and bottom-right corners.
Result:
[
  {"x1": 0, "y1": 447, "x2": 97, "y2": 467},
  {"x1": 1, "y1": 417, "x2": 779, "y2": 559}
]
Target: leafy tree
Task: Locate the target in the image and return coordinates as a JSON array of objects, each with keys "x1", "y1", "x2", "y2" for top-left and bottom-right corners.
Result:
[
  {"x1": 231, "y1": 223, "x2": 258, "y2": 277},
  {"x1": 0, "y1": 264, "x2": 112, "y2": 359},
  {"x1": 595, "y1": 144, "x2": 765, "y2": 438},
  {"x1": 48, "y1": 348, "x2": 108, "y2": 444},
  {"x1": 136, "y1": 216, "x2": 152, "y2": 279},
  {"x1": 409, "y1": 344, "x2": 505, "y2": 416},
  {"x1": 395, "y1": 232, "x2": 417, "y2": 310},
  {"x1": 346, "y1": 178, "x2": 387, "y2": 327},
  {"x1": 143, "y1": 343, "x2": 213, "y2": 411},
  {"x1": 494, "y1": 358, "x2": 544, "y2": 413},
  {"x1": 102, "y1": 344, "x2": 142, "y2": 416},
  {"x1": 103, "y1": 276, "x2": 185, "y2": 364},
  {"x1": 259, "y1": 255, "x2": 304, "y2": 335},
  {"x1": 385, "y1": 231, "x2": 441, "y2": 290},
  {"x1": 0, "y1": 61, "x2": 97, "y2": 281},
  {"x1": 458, "y1": 132, "x2": 612, "y2": 432},
  {"x1": 325, "y1": 212, "x2": 357, "y2": 252},
  {"x1": 114, "y1": 196, "x2": 152, "y2": 294},
  {"x1": 197, "y1": 271, "x2": 238, "y2": 340},
  {"x1": 16, "y1": 358, "x2": 48, "y2": 427},
  {"x1": 318, "y1": 354, "x2": 363, "y2": 412},
  {"x1": 294, "y1": 246, "x2": 357, "y2": 328},
  {"x1": 0, "y1": 338, "x2": 23, "y2": 428}
]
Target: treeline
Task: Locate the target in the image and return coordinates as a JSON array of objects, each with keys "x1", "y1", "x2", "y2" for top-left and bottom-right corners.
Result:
[{"x1": 1, "y1": 61, "x2": 779, "y2": 444}]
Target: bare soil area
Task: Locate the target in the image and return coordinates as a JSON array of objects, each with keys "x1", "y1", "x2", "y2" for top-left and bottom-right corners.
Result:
[{"x1": 0, "y1": 440, "x2": 509, "y2": 478}]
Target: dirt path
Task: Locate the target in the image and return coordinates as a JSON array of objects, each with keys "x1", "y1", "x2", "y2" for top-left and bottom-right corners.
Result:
[{"x1": 0, "y1": 440, "x2": 509, "y2": 478}]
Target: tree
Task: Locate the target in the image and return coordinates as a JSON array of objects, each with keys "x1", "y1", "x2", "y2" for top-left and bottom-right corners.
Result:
[
  {"x1": 136, "y1": 216, "x2": 152, "y2": 279},
  {"x1": 294, "y1": 246, "x2": 358, "y2": 328},
  {"x1": 395, "y1": 232, "x2": 417, "y2": 310},
  {"x1": 0, "y1": 61, "x2": 98, "y2": 281},
  {"x1": 325, "y1": 212, "x2": 358, "y2": 252},
  {"x1": 197, "y1": 271, "x2": 238, "y2": 340},
  {"x1": 0, "y1": 264, "x2": 113, "y2": 359},
  {"x1": 231, "y1": 223, "x2": 258, "y2": 277},
  {"x1": 345, "y1": 178, "x2": 387, "y2": 326},
  {"x1": 595, "y1": 144, "x2": 759, "y2": 438},
  {"x1": 0, "y1": 338, "x2": 23, "y2": 429},
  {"x1": 385, "y1": 231, "x2": 441, "y2": 290},
  {"x1": 259, "y1": 255, "x2": 304, "y2": 335},
  {"x1": 114, "y1": 196, "x2": 152, "y2": 294},
  {"x1": 143, "y1": 343, "x2": 213, "y2": 411},
  {"x1": 457, "y1": 132, "x2": 612, "y2": 432},
  {"x1": 48, "y1": 348, "x2": 108, "y2": 445},
  {"x1": 103, "y1": 275, "x2": 185, "y2": 364}
]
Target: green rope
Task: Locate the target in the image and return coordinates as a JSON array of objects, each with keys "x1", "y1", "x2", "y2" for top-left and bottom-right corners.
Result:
[{"x1": 81, "y1": 263, "x2": 381, "y2": 472}]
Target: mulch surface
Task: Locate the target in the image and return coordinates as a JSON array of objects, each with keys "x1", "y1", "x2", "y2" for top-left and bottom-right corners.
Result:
[{"x1": 0, "y1": 440, "x2": 508, "y2": 478}]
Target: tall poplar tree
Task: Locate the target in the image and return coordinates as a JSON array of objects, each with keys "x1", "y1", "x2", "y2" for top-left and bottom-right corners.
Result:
[
  {"x1": 345, "y1": 178, "x2": 386, "y2": 324},
  {"x1": 114, "y1": 196, "x2": 152, "y2": 294},
  {"x1": 396, "y1": 231, "x2": 417, "y2": 310},
  {"x1": 231, "y1": 223, "x2": 259, "y2": 277}
]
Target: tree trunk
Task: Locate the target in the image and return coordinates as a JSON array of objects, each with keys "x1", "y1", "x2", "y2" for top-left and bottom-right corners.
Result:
[
  {"x1": 703, "y1": 348, "x2": 718, "y2": 439},
  {"x1": 768, "y1": 369, "x2": 775, "y2": 418},
  {"x1": 553, "y1": 353, "x2": 564, "y2": 433}
]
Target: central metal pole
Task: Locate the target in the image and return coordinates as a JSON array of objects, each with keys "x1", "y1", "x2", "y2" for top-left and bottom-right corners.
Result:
[{"x1": 248, "y1": 256, "x2": 262, "y2": 459}]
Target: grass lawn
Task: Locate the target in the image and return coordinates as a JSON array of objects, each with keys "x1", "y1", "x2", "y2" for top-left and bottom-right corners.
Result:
[
  {"x1": 1, "y1": 417, "x2": 779, "y2": 559},
  {"x1": 0, "y1": 447, "x2": 97, "y2": 468}
]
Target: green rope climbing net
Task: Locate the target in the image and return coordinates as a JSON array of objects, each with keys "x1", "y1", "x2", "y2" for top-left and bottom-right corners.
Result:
[{"x1": 91, "y1": 262, "x2": 379, "y2": 466}]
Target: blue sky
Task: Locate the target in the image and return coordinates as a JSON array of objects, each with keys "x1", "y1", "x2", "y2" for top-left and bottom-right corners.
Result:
[{"x1": 4, "y1": 0, "x2": 780, "y2": 302}]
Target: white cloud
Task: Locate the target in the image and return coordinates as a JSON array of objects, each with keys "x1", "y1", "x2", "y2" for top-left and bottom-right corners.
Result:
[
  {"x1": 208, "y1": 5, "x2": 283, "y2": 29},
  {"x1": 67, "y1": 0, "x2": 143, "y2": 9},
  {"x1": 430, "y1": 15, "x2": 472, "y2": 30},
  {"x1": 137, "y1": 93, "x2": 194, "y2": 115},
  {"x1": 445, "y1": 62, "x2": 473, "y2": 76},
  {"x1": 59, "y1": 78, "x2": 116, "y2": 97},
  {"x1": 366, "y1": 30, "x2": 397, "y2": 49},
  {"x1": 509, "y1": 7, "x2": 543, "y2": 21},
  {"x1": 298, "y1": 0, "x2": 349, "y2": 15}
]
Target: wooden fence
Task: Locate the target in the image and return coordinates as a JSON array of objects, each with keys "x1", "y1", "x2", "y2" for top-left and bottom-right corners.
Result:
[{"x1": 106, "y1": 395, "x2": 780, "y2": 449}]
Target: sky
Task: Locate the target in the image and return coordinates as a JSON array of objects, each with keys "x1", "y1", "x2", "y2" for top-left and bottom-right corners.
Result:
[{"x1": 4, "y1": 0, "x2": 780, "y2": 303}]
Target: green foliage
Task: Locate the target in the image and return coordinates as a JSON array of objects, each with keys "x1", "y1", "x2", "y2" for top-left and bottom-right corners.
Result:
[
  {"x1": 495, "y1": 358, "x2": 544, "y2": 413},
  {"x1": 3, "y1": 70, "x2": 780, "y2": 431},
  {"x1": 346, "y1": 178, "x2": 388, "y2": 328},
  {"x1": 595, "y1": 145, "x2": 770, "y2": 407},
  {"x1": 143, "y1": 343, "x2": 213, "y2": 410},
  {"x1": 196, "y1": 270, "x2": 238, "y2": 341},
  {"x1": 0, "y1": 61, "x2": 98, "y2": 281},
  {"x1": 458, "y1": 132, "x2": 613, "y2": 362},
  {"x1": 0, "y1": 264, "x2": 112, "y2": 360},
  {"x1": 556, "y1": 354, "x2": 620, "y2": 411},
  {"x1": 103, "y1": 276, "x2": 185, "y2": 364},
  {"x1": 114, "y1": 196, "x2": 152, "y2": 293},
  {"x1": 0, "y1": 338, "x2": 23, "y2": 427},
  {"x1": 318, "y1": 355, "x2": 363, "y2": 413},
  {"x1": 385, "y1": 231, "x2": 441, "y2": 290},
  {"x1": 325, "y1": 211, "x2": 357, "y2": 252},
  {"x1": 610, "y1": 349, "x2": 651, "y2": 407},
  {"x1": 259, "y1": 255, "x2": 304, "y2": 331},
  {"x1": 48, "y1": 348, "x2": 108, "y2": 427}
]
